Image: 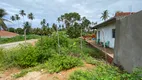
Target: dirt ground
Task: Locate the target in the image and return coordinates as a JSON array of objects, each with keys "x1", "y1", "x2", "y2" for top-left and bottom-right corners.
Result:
[{"x1": 0, "y1": 63, "x2": 95, "y2": 80}]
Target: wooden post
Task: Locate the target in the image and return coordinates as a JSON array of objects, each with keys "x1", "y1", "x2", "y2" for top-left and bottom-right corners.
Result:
[{"x1": 24, "y1": 29, "x2": 27, "y2": 43}]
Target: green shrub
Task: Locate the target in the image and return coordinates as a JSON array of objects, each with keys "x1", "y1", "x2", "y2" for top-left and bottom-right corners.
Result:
[
  {"x1": 36, "y1": 32, "x2": 69, "y2": 52},
  {"x1": 0, "y1": 44, "x2": 39, "y2": 68},
  {"x1": 36, "y1": 48, "x2": 57, "y2": 63},
  {"x1": 14, "y1": 44, "x2": 39, "y2": 67},
  {"x1": 84, "y1": 56, "x2": 100, "y2": 65},
  {"x1": 45, "y1": 54, "x2": 83, "y2": 73},
  {"x1": 69, "y1": 70, "x2": 96, "y2": 80}
]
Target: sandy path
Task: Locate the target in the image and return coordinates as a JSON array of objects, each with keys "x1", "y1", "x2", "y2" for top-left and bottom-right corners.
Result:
[{"x1": 0, "y1": 39, "x2": 38, "y2": 49}]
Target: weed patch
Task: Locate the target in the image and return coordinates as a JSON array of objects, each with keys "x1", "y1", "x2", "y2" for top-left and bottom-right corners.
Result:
[{"x1": 45, "y1": 54, "x2": 83, "y2": 73}]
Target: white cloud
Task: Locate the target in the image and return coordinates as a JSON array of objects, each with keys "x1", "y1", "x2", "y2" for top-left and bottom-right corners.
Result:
[{"x1": 0, "y1": 0, "x2": 141, "y2": 28}]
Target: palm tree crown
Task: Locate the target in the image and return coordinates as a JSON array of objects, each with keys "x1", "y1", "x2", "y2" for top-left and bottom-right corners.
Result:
[
  {"x1": 0, "y1": 9, "x2": 7, "y2": 18},
  {"x1": 28, "y1": 13, "x2": 34, "y2": 20},
  {"x1": 15, "y1": 14, "x2": 20, "y2": 20},
  {"x1": 11, "y1": 16, "x2": 15, "y2": 21},
  {"x1": 101, "y1": 10, "x2": 109, "y2": 21},
  {"x1": 0, "y1": 8, "x2": 8, "y2": 30},
  {"x1": 20, "y1": 10, "x2": 26, "y2": 17}
]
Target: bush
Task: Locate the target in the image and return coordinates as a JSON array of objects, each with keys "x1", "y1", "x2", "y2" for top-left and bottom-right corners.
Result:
[
  {"x1": 14, "y1": 44, "x2": 39, "y2": 67},
  {"x1": 45, "y1": 54, "x2": 83, "y2": 73},
  {"x1": 69, "y1": 70, "x2": 96, "y2": 80},
  {"x1": 0, "y1": 44, "x2": 39, "y2": 68},
  {"x1": 36, "y1": 32, "x2": 69, "y2": 52}
]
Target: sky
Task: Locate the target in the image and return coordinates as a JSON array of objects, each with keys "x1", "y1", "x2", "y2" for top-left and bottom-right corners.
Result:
[{"x1": 0, "y1": 0, "x2": 142, "y2": 28}]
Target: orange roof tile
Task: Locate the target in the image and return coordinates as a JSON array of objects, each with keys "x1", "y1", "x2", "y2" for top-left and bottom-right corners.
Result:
[{"x1": 115, "y1": 12, "x2": 135, "y2": 17}]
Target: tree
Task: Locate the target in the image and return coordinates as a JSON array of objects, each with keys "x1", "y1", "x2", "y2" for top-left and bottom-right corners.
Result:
[
  {"x1": 16, "y1": 27, "x2": 23, "y2": 34},
  {"x1": 67, "y1": 22, "x2": 81, "y2": 38},
  {"x1": 52, "y1": 23, "x2": 57, "y2": 31},
  {"x1": 8, "y1": 27, "x2": 15, "y2": 32},
  {"x1": 28, "y1": 13, "x2": 34, "y2": 27},
  {"x1": 23, "y1": 21, "x2": 31, "y2": 34},
  {"x1": 58, "y1": 12, "x2": 81, "y2": 29},
  {"x1": 46, "y1": 23, "x2": 49, "y2": 27},
  {"x1": 40, "y1": 19, "x2": 46, "y2": 27},
  {"x1": 81, "y1": 17, "x2": 91, "y2": 32},
  {"x1": 10, "y1": 16, "x2": 15, "y2": 21},
  {"x1": 15, "y1": 14, "x2": 20, "y2": 28},
  {"x1": 101, "y1": 10, "x2": 109, "y2": 21},
  {"x1": 20, "y1": 10, "x2": 26, "y2": 23},
  {"x1": 0, "y1": 8, "x2": 8, "y2": 30}
]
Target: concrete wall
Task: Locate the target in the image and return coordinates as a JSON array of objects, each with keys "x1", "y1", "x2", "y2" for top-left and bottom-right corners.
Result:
[
  {"x1": 114, "y1": 10, "x2": 142, "y2": 72},
  {"x1": 97, "y1": 24, "x2": 115, "y2": 48}
]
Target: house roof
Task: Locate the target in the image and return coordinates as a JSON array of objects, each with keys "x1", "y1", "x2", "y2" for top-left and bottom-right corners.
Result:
[
  {"x1": 91, "y1": 12, "x2": 136, "y2": 29},
  {"x1": 115, "y1": 12, "x2": 135, "y2": 17},
  {"x1": 91, "y1": 17, "x2": 116, "y2": 29},
  {"x1": 0, "y1": 30, "x2": 18, "y2": 37}
]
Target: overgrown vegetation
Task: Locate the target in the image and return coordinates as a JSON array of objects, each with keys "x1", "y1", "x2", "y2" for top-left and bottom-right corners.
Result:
[
  {"x1": 45, "y1": 54, "x2": 83, "y2": 73},
  {"x1": 69, "y1": 58, "x2": 142, "y2": 80},
  {"x1": 0, "y1": 32, "x2": 141, "y2": 79},
  {"x1": 0, "y1": 35, "x2": 40, "y2": 44}
]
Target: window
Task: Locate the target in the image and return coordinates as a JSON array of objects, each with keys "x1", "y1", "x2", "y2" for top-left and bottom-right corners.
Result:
[{"x1": 112, "y1": 29, "x2": 115, "y2": 38}]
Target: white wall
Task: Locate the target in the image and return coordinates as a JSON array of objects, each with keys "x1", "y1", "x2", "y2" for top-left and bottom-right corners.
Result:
[{"x1": 97, "y1": 24, "x2": 115, "y2": 48}]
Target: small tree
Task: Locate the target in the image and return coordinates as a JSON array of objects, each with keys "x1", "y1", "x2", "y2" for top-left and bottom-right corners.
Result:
[{"x1": 23, "y1": 21, "x2": 31, "y2": 34}]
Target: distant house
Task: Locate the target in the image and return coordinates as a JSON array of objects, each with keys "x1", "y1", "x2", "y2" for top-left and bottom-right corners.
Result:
[
  {"x1": 0, "y1": 30, "x2": 19, "y2": 38},
  {"x1": 92, "y1": 12, "x2": 135, "y2": 48}
]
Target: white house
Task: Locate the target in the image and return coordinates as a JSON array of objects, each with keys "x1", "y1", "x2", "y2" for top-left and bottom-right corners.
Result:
[{"x1": 92, "y1": 12, "x2": 135, "y2": 48}]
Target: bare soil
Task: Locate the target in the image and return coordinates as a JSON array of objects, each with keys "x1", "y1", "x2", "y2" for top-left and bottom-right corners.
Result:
[{"x1": 0, "y1": 63, "x2": 95, "y2": 80}]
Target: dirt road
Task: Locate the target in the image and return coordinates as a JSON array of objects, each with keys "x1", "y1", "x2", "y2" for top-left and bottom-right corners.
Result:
[{"x1": 0, "y1": 39, "x2": 38, "y2": 49}]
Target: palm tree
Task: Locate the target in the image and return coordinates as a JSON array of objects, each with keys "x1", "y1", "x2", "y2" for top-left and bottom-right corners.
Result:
[
  {"x1": 10, "y1": 16, "x2": 15, "y2": 21},
  {"x1": 20, "y1": 10, "x2": 26, "y2": 23},
  {"x1": 47, "y1": 23, "x2": 49, "y2": 27},
  {"x1": 101, "y1": 10, "x2": 109, "y2": 21},
  {"x1": 15, "y1": 14, "x2": 20, "y2": 28},
  {"x1": 28, "y1": 13, "x2": 34, "y2": 27},
  {"x1": 57, "y1": 17, "x2": 61, "y2": 23},
  {"x1": 42, "y1": 19, "x2": 46, "y2": 25},
  {"x1": 0, "y1": 8, "x2": 8, "y2": 30},
  {"x1": 23, "y1": 21, "x2": 31, "y2": 34}
]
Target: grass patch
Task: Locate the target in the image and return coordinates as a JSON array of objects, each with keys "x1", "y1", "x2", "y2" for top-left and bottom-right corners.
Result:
[
  {"x1": 69, "y1": 59, "x2": 142, "y2": 80},
  {"x1": 0, "y1": 34, "x2": 40, "y2": 44},
  {"x1": 69, "y1": 70, "x2": 95, "y2": 80}
]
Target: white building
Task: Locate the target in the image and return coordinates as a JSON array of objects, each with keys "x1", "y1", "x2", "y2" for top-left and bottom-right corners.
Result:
[{"x1": 92, "y1": 12, "x2": 135, "y2": 48}]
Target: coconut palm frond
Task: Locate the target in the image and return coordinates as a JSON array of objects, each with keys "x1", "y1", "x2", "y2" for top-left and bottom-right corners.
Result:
[
  {"x1": 2, "y1": 18, "x2": 12, "y2": 23},
  {"x1": 0, "y1": 18, "x2": 7, "y2": 30}
]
